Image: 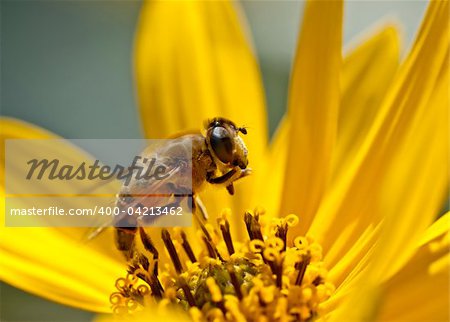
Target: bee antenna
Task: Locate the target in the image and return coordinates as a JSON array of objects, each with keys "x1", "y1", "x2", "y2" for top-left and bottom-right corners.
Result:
[{"x1": 238, "y1": 127, "x2": 248, "y2": 135}]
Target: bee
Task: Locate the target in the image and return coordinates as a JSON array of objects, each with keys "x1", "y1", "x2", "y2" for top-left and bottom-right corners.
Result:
[{"x1": 99, "y1": 117, "x2": 250, "y2": 259}]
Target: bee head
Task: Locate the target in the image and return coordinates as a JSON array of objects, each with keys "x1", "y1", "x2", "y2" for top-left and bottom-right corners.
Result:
[{"x1": 205, "y1": 117, "x2": 248, "y2": 169}]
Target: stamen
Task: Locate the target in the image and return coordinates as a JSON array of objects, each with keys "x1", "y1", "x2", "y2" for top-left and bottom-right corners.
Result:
[
  {"x1": 197, "y1": 216, "x2": 214, "y2": 241},
  {"x1": 139, "y1": 227, "x2": 158, "y2": 256},
  {"x1": 139, "y1": 227, "x2": 159, "y2": 275},
  {"x1": 189, "y1": 307, "x2": 203, "y2": 322},
  {"x1": 112, "y1": 210, "x2": 334, "y2": 321},
  {"x1": 110, "y1": 274, "x2": 152, "y2": 314},
  {"x1": 206, "y1": 277, "x2": 226, "y2": 314},
  {"x1": 202, "y1": 236, "x2": 217, "y2": 259},
  {"x1": 218, "y1": 212, "x2": 235, "y2": 256},
  {"x1": 180, "y1": 230, "x2": 197, "y2": 263},
  {"x1": 197, "y1": 217, "x2": 223, "y2": 261},
  {"x1": 313, "y1": 276, "x2": 324, "y2": 286},
  {"x1": 284, "y1": 214, "x2": 299, "y2": 227},
  {"x1": 179, "y1": 278, "x2": 196, "y2": 307},
  {"x1": 128, "y1": 259, "x2": 164, "y2": 299},
  {"x1": 295, "y1": 254, "x2": 311, "y2": 286},
  {"x1": 275, "y1": 222, "x2": 288, "y2": 252},
  {"x1": 206, "y1": 277, "x2": 222, "y2": 302},
  {"x1": 244, "y1": 211, "x2": 263, "y2": 241},
  {"x1": 161, "y1": 229, "x2": 183, "y2": 274},
  {"x1": 226, "y1": 265, "x2": 243, "y2": 300},
  {"x1": 149, "y1": 274, "x2": 164, "y2": 298},
  {"x1": 275, "y1": 258, "x2": 283, "y2": 288}
]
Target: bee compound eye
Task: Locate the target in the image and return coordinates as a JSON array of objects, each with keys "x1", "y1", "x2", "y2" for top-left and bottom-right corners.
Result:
[{"x1": 210, "y1": 126, "x2": 233, "y2": 164}]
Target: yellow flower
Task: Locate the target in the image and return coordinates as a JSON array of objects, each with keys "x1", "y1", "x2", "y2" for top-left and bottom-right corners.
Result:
[{"x1": 1, "y1": 0, "x2": 448, "y2": 321}]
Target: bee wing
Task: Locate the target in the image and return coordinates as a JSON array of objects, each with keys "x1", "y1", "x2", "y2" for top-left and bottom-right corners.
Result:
[
  {"x1": 82, "y1": 196, "x2": 117, "y2": 241},
  {"x1": 86, "y1": 160, "x2": 190, "y2": 241},
  {"x1": 121, "y1": 160, "x2": 190, "y2": 209}
]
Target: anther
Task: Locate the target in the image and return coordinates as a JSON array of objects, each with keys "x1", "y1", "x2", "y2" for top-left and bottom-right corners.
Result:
[
  {"x1": 179, "y1": 278, "x2": 196, "y2": 307},
  {"x1": 202, "y1": 236, "x2": 217, "y2": 259},
  {"x1": 206, "y1": 278, "x2": 226, "y2": 314},
  {"x1": 136, "y1": 232, "x2": 158, "y2": 273},
  {"x1": 180, "y1": 230, "x2": 197, "y2": 263},
  {"x1": 244, "y1": 212, "x2": 263, "y2": 241},
  {"x1": 112, "y1": 211, "x2": 334, "y2": 322},
  {"x1": 219, "y1": 217, "x2": 235, "y2": 255},
  {"x1": 275, "y1": 223, "x2": 288, "y2": 252},
  {"x1": 161, "y1": 229, "x2": 183, "y2": 274},
  {"x1": 227, "y1": 265, "x2": 243, "y2": 300},
  {"x1": 275, "y1": 258, "x2": 284, "y2": 288},
  {"x1": 139, "y1": 227, "x2": 158, "y2": 258},
  {"x1": 148, "y1": 275, "x2": 164, "y2": 299},
  {"x1": 295, "y1": 255, "x2": 311, "y2": 286}
]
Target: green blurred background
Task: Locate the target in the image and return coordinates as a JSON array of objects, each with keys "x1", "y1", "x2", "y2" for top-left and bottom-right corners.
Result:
[{"x1": 1, "y1": 1, "x2": 427, "y2": 321}]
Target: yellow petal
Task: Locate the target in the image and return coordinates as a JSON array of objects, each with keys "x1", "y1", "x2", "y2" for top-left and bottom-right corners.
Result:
[
  {"x1": 333, "y1": 25, "x2": 400, "y2": 177},
  {"x1": 326, "y1": 214, "x2": 450, "y2": 321},
  {"x1": 0, "y1": 117, "x2": 123, "y2": 257},
  {"x1": 374, "y1": 214, "x2": 450, "y2": 321},
  {"x1": 135, "y1": 0, "x2": 267, "y2": 226},
  {"x1": 314, "y1": 26, "x2": 401, "y2": 289},
  {"x1": 310, "y1": 0, "x2": 449, "y2": 277},
  {"x1": 376, "y1": 61, "x2": 448, "y2": 279},
  {"x1": 419, "y1": 212, "x2": 450, "y2": 247},
  {"x1": 0, "y1": 117, "x2": 125, "y2": 312},
  {"x1": 320, "y1": 68, "x2": 448, "y2": 317},
  {"x1": 280, "y1": 0, "x2": 343, "y2": 234},
  {"x1": 268, "y1": 25, "x2": 400, "y2": 224},
  {"x1": 95, "y1": 305, "x2": 191, "y2": 322},
  {"x1": 0, "y1": 198, "x2": 124, "y2": 313},
  {"x1": 135, "y1": 1, "x2": 266, "y2": 141},
  {"x1": 251, "y1": 116, "x2": 289, "y2": 218}
]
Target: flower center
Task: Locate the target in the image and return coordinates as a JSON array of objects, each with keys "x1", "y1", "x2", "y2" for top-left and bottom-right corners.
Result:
[{"x1": 110, "y1": 209, "x2": 335, "y2": 321}]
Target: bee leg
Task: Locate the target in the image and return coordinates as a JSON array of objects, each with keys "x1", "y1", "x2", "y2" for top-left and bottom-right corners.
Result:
[
  {"x1": 207, "y1": 167, "x2": 252, "y2": 187},
  {"x1": 206, "y1": 169, "x2": 237, "y2": 184},
  {"x1": 114, "y1": 212, "x2": 138, "y2": 260},
  {"x1": 138, "y1": 226, "x2": 159, "y2": 277},
  {"x1": 235, "y1": 168, "x2": 252, "y2": 180},
  {"x1": 226, "y1": 183, "x2": 235, "y2": 195},
  {"x1": 136, "y1": 197, "x2": 185, "y2": 227},
  {"x1": 115, "y1": 227, "x2": 137, "y2": 260},
  {"x1": 163, "y1": 184, "x2": 207, "y2": 222},
  {"x1": 193, "y1": 195, "x2": 208, "y2": 221}
]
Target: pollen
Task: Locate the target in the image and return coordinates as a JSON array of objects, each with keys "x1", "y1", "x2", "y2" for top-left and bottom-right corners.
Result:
[{"x1": 111, "y1": 209, "x2": 335, "y2": 321}]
